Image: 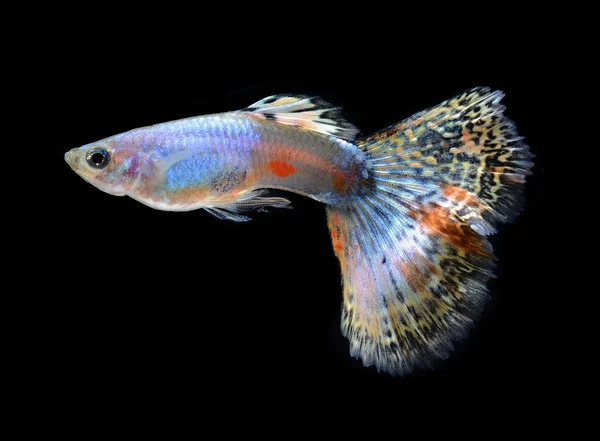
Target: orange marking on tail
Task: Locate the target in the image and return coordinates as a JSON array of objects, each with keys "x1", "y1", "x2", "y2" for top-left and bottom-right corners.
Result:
[
  {"x1": 268, "y1": 160, "x2": 297, "y2": 177},
  {"x1": 451, "y1": 140, "x2": 483, "y2": 155},
  {"x1": 465, "y1": 141, "x2": 482, "y2": 153},
  {"x1": 409, "y1": 204, "x2": 491, "y2": 257},
  {"x1": 329, "y1": 213, "x2": 346, "y2": 254},
  {"x1": 399, "y1": 255, "x2": 440, "y2": 293},
  {"x1": 442, "y1": 185, "x2": 479, "y2": 206},
  {"x1": 332, "y1": 230, "x2": 344, "y2": 253},
  {"x1": 404, "y1": 129, "x2": 415, "y2": 141},
  {"x1": 399, "y1": 262, "x2": 422, "y2": 292}
]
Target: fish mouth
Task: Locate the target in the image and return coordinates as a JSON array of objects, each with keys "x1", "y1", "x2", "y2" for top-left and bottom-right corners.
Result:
[
  {"x1": 64, "y1": 149, "x2": 81, "y2": 172},
  {"x1": 64, "y1": 149, "x2": 74, "y2": 167}
]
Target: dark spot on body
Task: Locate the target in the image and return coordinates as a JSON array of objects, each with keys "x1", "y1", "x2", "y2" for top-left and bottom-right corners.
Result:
[{"x1": 210, "y1": 167, "x2": 247, "y2": 193}]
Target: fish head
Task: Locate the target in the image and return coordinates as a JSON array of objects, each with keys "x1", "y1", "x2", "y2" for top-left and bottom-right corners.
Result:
[{"x1": 65, "y1": 138, "x2": 140, "y2": 197}]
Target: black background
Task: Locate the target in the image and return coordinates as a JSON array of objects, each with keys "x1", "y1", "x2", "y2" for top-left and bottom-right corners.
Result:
[{"x1": 34, "y1": 27, "x2": 546, "y2": 405}]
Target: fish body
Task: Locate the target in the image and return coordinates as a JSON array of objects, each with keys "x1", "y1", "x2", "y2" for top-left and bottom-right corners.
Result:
[
  {"x1": 66, "y1": 98, "x2": 366, "y2": 217},
  {"x1": 65, "y1": 89, "x2": 533, "y2": 375}
]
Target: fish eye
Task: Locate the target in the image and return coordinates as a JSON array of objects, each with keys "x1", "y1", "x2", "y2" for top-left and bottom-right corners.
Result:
[{"x1": 86, "y1": 148, "x2": 110, "y2": 169}]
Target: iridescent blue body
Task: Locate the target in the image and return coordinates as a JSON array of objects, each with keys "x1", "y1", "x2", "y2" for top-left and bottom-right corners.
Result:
[{"x1": 93, "y1": 112, "x2": 367, "y2": 211}]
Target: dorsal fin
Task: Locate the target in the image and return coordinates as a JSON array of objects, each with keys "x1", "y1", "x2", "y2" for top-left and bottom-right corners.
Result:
[{"x1": 241, "y1": 95, "x2": 359, "y2": 141}]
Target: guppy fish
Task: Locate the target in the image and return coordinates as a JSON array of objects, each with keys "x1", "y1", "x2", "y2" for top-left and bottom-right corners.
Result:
[{"x1": 65, "y1": 88, "x2": 533, "y2": 375}]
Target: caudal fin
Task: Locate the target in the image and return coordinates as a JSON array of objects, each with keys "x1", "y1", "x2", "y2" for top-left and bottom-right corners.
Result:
[{"x1": 327, "y1": 87, "x2": 533, "y2": 375}]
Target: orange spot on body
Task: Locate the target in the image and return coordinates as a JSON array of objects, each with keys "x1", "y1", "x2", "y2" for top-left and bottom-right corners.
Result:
[
  {"x1": 268, "y1": 160, "x2": 297, "y2": 177},
  {"x1": 333, "y1": 173, "x2": 349, "y2": 192}
]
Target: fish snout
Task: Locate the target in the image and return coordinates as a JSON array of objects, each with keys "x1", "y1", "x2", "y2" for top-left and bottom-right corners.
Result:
[{"x1": 64, "y1": 149, "x2": 81, "y2": 171}]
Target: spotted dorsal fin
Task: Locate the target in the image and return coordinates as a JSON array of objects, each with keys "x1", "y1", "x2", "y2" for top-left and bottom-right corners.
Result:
[{"x1": 241, "y1": 95, "x2": 359, "y2": 141}]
